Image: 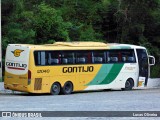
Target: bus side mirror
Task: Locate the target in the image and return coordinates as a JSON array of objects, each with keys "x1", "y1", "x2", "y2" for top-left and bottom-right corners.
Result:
[{"x1": 149, "y1": 56, "x2": 155, "y2": 66}]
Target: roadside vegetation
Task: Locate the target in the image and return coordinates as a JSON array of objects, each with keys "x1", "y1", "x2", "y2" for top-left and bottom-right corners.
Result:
[{"x1": 2, "y1": 0, "x2": 160, "y2": 77}]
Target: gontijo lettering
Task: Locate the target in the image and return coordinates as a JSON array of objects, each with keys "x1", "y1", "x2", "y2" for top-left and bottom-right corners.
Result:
[
  {"x1": 6, "y1": 62, "x2": 27, "y2": 70},
  {"x1": 63, "y1": 66, "x2": 94, "y2": 73}
]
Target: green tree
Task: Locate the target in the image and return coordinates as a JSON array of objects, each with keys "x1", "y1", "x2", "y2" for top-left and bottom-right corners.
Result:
[
  {"x1": 2, "y1": 0, "x2": 35, "y2": 50},
  {"x1": 33, "y1": 3, "x2": 72, "y2": 43},
  {"x1": 1, "y1": 0, "x2": 160, "y2": 77}
]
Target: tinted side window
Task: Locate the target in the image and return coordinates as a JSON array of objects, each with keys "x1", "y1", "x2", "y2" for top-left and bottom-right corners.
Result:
[
  {"x1": 34, "y1": 51, "x2": 46, "y2": 65},
  {"x1": 75, "y1": 51, "x2": 91, "y2": 64},
  {"x1": 106, "y1": 50, "x2": 136, "y2": 63},
  {"x1": 121, "y1": 50, "x2": 136, "y2": 63},
  {"x1": 34, "y1": 51, "x2": 61, "y2": 65},
  {"x1": 107, "y1": 50, "x2": 119, "y2": 63},
  {"x1": 92, "y1": 51, "x2": 105, "y2": 63},
  {"x1": 47, "y1": 51, "x2": 61, "y2": 65},
  {"x1": 61, "y1": 51, "x2": 75, "y2": 64},
  {"x1": 34, "y1": 49, "x2": 136, "y2": 66}
]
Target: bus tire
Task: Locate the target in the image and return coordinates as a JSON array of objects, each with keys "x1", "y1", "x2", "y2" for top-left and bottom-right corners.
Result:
[
  {"x1": 62, "y1": 81, "x2": 73, "y2": 95},
  {"x1": 50, "y1": 82, "x2": 61, "y2": 95},
  {"x1": 122, "y1": 79, "x2": 134, "y2": 91}
]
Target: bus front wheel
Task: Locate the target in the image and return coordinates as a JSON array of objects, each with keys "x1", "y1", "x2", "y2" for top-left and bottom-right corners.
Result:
[
  {"x1": 50, "y1": 82, "x2": 61, "y2": 95},
  {"x1": 62, "y1": 81, "x2": 73, "y2": 95},
  {"x1": 122, "y1": 79, "x2": 134, "y2": 91}
]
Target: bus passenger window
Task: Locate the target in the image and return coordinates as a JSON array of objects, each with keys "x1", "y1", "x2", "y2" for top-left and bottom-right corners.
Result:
[
  {"x1": 61, "y1": 51, "x2": 75, "y2": 64},
  {"x1": 76, "y1": 51, "x2": 90, "y2": 64},
  {"x1": 127, "y1": 57, "x2": 135, "y2": 62},
  {"x1": 47, "y1": 51, "x2": 60, "y2": 65},
  {"x1": 121, "y1": 50, "x2": 136, "y2": 63},
  {"x1": 94, "y1": 57, "x2": 103, "y2": 63},
  {"x1": 107, "y1": 57, "x2": 110, "y2": 62},
  {"x1": 122, "y1": 57, "x2": 126, "y2": 62},
  {"x1": 77, "y1": 57, "x2": 86, "y2": 63},
  {"x1": 107, "y1": 50, "x2": 119, "y2": 63},
  {"x1": 49, "y1": 58, "x2": 59, "y2": 64},
  {"x1": 92, "y1": 51, "x2": 105, "y2": 63},
  {"x1": 111, "y1": 57, "x2": 118, "y2": 62},
  {"x1": 34, "y1": 51, "x2": 46, "y2": 66},
  {"x1": 62, "y1": 58, "x2": 68, "y2": 64}
]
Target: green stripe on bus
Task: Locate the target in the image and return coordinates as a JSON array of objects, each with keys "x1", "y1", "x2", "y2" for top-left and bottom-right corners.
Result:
[
  {"x1": 100, "y1": 64, "x2": 124, "y2": 84},
  {"x1": 86, "y1": 64, "x2": 124, "y2": 85},
  {"x1": 86, "y1": 64, "x2": 113, "y2": 85}
]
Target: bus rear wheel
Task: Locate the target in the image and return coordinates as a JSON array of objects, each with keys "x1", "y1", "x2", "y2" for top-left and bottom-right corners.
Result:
[
  {"x1": 62, "y1": 81, "x2": 73, "y2": 95},
  {"x1": 50, "y1": 82, "x2": 61, "y2": 95},
  {"x1": 122, "y1": 79, "x2": 134, "y2": 91}
]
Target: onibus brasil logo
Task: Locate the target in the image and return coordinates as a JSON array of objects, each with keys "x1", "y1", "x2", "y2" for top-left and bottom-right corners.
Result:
[{"x1": 11, "y1": 49, "x2": 24, "y2": 57}]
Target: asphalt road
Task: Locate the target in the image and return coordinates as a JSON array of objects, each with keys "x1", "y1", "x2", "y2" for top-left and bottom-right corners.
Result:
[{"x1": 0, "y1": 88, "x2": 160, "y2": 120}]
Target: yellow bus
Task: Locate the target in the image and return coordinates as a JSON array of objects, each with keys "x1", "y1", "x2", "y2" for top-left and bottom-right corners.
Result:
[{"x1": 4, "y1": 42, "x2": 155, "y2": 95}]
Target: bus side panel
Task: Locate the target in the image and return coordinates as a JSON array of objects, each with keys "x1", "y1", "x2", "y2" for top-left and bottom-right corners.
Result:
[
  {"x1": 27, "y1": 51, "x2": 76, "y2": 93},
  {"x1": 28, "y1": 65, "x2": 99, "y2": 93},
  {"x1": 28, "y1": 63, "x2": 138, "y2": 93},
  {"x1": 27, "y1": 50, "x2": 138, "y2": 93},
  {"x1": 84, "y1": 63, "x2": 138, "y2": 90}
]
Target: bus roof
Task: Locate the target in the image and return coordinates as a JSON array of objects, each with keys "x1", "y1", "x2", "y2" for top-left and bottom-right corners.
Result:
[
  {"x1": 48, "y1": 42, "x2": 108, "y2": 47},
  {"x1": 8, "y1": 42, "x2": 146, "y2": 50}
]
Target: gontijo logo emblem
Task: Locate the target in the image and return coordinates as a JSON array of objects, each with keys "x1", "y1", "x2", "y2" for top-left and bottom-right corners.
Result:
[{"x1": 11, "y1": 49, "x2": 24, "y2": 57}]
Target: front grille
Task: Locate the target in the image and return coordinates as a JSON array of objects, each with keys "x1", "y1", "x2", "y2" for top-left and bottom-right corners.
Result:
[{"x1": 34, "y1": 78, "x2": 42, "y2": 90}]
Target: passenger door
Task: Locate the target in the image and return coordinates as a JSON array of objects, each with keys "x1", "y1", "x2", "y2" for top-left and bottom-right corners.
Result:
[{"x1": 136, "y1": 49, "x2": 149, "y2": 86}]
